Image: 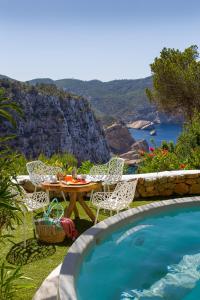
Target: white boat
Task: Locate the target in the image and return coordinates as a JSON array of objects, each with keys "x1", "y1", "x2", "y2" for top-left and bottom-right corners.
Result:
[{"x1": 150, "y1": 129, "x2": 156, "y2": 136}]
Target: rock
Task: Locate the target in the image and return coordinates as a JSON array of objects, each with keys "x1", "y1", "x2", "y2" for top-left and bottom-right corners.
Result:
[
  {"x1": 105, "y1": 123, "x2": 135, "y2": 154},
  {"x1": 120, "y1": 151, "x2": 141, "y2": 166},
  {"x1": 189, "y1": 184, "x2": 200, "y2": 194},
  {"x1": 104, "y1": 122, "x2": 149, "y2": 166},
  {"x1": 131, "y1": 139, "x2": 149, "y2": 152},
  {"x1": 120, "y1": 150, "x2": 140, "y2": 160},
  {"x1": 0, "y1": 80, "x2": 110, "y2": 164},
  {"x1": 174, "y1": 183, "x2": 189, "y2": 195},
  {"x1": 125, "y1": 159, "x2": 141, "y2": 166},
  {"x1": 141, "y1": 123, "x2": 155, "y2": 130},
  {"x1": 127, "y1": 120, "x2": 154, "y2": 130}
]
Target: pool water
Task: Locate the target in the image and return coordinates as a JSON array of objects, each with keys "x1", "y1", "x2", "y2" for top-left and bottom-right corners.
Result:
[{"x1": 77, "y1": 207, "x2": 200, "y2": 300}]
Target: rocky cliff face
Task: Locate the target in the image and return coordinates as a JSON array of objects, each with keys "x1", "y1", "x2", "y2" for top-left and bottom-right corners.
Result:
[
  {"x1": 0, "y1": 80, "x2": 110, "y2": 163},
  {"x1": 105, "y1": 123, "x2": 149, "y2": 165}
]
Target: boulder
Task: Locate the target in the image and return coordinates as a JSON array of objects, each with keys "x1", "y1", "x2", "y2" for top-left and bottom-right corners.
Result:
[
  {"x1": 131, "y1": 139, "x2": 149, "y2": 152},
  {"x1": 105, "y1": 123, "x2": 135, "y2": 154},
  {"x1": 119, "y1": 150, "x2": 141, "y2": 166},
  {"x1": 120, "y1": 150, "x2": 140, "y2": 160},
  {"x1": 105, "y1": 122, "x2": 149, "y2": 166}
]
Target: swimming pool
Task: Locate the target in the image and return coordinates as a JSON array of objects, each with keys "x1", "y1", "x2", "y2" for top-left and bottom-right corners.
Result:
[{"x1": 59, "y1": 198, "x2": 200, "y2": 300}]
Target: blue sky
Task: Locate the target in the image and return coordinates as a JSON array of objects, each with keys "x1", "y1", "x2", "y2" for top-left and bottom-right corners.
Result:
[{"x1": 1, "y1": 0, "x2": 200, "y2": 81}]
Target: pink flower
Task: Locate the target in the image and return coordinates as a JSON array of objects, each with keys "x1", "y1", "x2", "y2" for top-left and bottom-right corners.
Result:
[{"x1": 149, "y1": 147, "x2": 155, "y2": 152}]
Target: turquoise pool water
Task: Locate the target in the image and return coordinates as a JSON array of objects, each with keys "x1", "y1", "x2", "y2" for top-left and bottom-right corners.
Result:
[{"x1": 77, "y1": 207, "x2": 200, "y2": 300}]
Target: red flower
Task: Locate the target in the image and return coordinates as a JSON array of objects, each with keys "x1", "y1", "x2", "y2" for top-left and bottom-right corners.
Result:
[
  {"x1": 148, "y1": 153, "x2": 155, "y2": 158},
  {"x1": 179, "y1": 163, "x2": 186, "y2": 169},
  {"x1": 149, "y1": 147, "x2": 155, "y2": 152}
]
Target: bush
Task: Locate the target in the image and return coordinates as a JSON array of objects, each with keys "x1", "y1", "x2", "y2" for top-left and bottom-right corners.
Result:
[
  {"x1": 38, "y1": 153, "x2": 78, "y2": 174},
  {"x1": 138, "y1": 147, "x2": 183, "y2": 173},
  {"x1": 138, "y1": 113, "x2": 200, "y2": 173},
  {"x1": 78, "y1": 160, "x2": 94, "y2": 174}
]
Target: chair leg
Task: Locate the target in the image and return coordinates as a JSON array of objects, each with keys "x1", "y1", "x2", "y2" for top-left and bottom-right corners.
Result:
[
  {"x1": 23, "y1": 212, "x2": 26, "y2": 248},
  {"x1": 95, "y1": 207, "x2": 100, "y2": 225},
  {"x1": 31, "y1": 211, "x2": 36, "y2": 238},
  {"x1": 46, "y1": 190, "x2": 50, "y2": 201},
  {"x1": 89, "y1": 190, "x2": 94, "y2": 206},
  {"x1": 61, "y1": 191, "x2": 67, "y2": 203}
]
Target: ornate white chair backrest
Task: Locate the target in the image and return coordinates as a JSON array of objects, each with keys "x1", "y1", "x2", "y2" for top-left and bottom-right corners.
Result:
[
  {"x1": 26, "y1": 160, "x2": 62, "y2": 185},
  {"x1": 105, "y1": 157, "x2": 125, "y2": 184},
  {"x1": 25, "y1": 191, "x2": 49, "y2": 211},
  {"x1": 89, "y1": 163, "x2": 109, "y2": 181},
  {"x1": 26, "y1": 160, "x2": 46, "y2": 185},
  {"x1": 10, "y1": 185, "x2": 49, "y2": 211},
  {"x1": 111, "y1": 180, "x2": 138, "y2": 206}
]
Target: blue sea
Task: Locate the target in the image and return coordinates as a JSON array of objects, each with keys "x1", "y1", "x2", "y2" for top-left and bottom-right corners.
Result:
[{"x1": 129, "y1": 123, "x2": 183, "y2": 147}]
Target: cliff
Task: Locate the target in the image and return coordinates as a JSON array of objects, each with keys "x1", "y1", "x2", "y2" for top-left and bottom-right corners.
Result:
[
  {"x1": 0, "y1": 80, "x2": 110, "y2": 163},
  {"x1": 27, "y1": 76, "x2": 183, "y2": 125},
  {"x1": 105, "y1": 123, "x2": 149, "y2": 165}
]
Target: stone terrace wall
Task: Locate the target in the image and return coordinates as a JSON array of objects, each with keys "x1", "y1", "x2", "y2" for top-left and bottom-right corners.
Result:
[
  {"x1": 17, "y1": 170, "x2": 200, "y2": 199},
  {"x1": 123, "y1": 170, "x2": 200, "y2": 198}
]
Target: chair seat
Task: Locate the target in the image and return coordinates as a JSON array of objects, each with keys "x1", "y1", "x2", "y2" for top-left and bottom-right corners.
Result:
[
  {"x1": 95, "y1": 198, "x2": 128, "y2": 211},
  {"x1": 24, "y1": 197, "x2": 46, "y2": 211}
]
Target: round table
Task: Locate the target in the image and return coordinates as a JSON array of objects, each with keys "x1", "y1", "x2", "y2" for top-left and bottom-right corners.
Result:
[{"x1": 41, "y1": 181, "x2": 101, "y2": 222}]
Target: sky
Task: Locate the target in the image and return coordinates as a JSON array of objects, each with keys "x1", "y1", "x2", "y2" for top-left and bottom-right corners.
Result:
[{"x1": 1, "y1": 0, "x2": 200, "y2": 81}]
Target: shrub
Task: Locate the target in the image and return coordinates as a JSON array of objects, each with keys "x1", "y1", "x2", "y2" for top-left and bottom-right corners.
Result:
[
  {"x1": 138, "y1": 147, "x2": 183, "y2": 173},
  {"x1": 78, "y1": 160, "x2": 94, "y2": 174},
  {"x1": 38, "y1": 153, "x2": 78, "y2": 174},
  {"x1": 138, "y1": 113, "x2": 200, "y2": 173}
]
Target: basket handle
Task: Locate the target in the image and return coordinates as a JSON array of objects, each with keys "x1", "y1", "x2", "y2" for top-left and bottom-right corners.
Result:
[{"x1": 44, "y1": 198, "x2": 64, "y2": 220}]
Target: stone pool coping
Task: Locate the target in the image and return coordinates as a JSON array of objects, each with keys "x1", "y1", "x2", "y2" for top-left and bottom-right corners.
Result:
[{"x1": 58, "y1": 196, "x2": 200, "y2": 300}]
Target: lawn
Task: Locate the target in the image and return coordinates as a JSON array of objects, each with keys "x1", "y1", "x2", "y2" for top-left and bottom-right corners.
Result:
[{"x1": 0, "y1": 199, "x2": 155, "y2": 300}]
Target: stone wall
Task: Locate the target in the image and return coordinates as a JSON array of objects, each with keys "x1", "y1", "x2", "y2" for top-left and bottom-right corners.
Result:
[
  {"x1": 124, "y1": 170, "x2": 200, "y2": 198},
  {"x1": 135, "y1": 173, "x2": 200, "y2": 198},
  {"x1": 17, "y1": 170, "x2": 200, "y2": 199}
]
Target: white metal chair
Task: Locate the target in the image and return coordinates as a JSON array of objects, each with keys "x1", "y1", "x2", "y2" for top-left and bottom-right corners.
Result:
[
  {"x1": 92, "y1": 180, "x2": 138, "y2": 224},
  {"x1": 26, "y1": 160, "x2": 68, "y2": 202},
  {"x1": 89, "y1": 157, "x2": 125, "y2": 191},
  {"x1": 11, "y1": 186, "x2": 49, "y2": 247},
  {"x1": 26, "y1": 160, "x2": 62, "y2": 191}
]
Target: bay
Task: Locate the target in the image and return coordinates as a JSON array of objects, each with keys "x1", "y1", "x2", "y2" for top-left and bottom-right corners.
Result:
[{"x1": 129, "y1": 123, "x2": 183, "y2": 147}]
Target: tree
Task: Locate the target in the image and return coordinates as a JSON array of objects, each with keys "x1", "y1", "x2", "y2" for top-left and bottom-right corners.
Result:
[
  {"x1": 0, "y1": 87, "x2": 23, "y2": 235},
  {"x1": 146, "y1": 45, "x2": 200, "y2": 121}
]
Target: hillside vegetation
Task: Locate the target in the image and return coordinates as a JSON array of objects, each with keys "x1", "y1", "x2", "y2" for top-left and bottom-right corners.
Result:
[{"x1": 27, "y1": 77, "x2": 153, "y2": 124}]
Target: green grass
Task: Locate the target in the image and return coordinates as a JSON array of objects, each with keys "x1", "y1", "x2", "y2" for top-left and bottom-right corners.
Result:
[{"x1": 0, "y1": 199, "x2": 155, "y2": 300}]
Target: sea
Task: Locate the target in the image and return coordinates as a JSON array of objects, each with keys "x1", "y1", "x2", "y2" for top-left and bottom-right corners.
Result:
[
  {"x1": 129, "y1": 123, "x2": 183, "y2": 147},
  {"x1": 127, "y1": 123, "x2": 183, "y2": 173}
]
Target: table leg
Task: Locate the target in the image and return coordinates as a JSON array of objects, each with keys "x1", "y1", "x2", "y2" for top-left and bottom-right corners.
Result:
[
  {"x1": 73, "y1": 204, "x2": 80, "y2": 219},
  {"x1": 78, "y1": 194, "x2": 96, "y2": 222},
  {"x1": 64, "y1": 192, "x2": 77, "y2": 218}
]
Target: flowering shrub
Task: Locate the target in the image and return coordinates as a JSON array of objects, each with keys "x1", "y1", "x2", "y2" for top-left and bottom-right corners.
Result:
[
  {"x1": 138, "y1": 146, "x2": 185, "y2": 173},
  {"x1": 138, "y1": 113, "x2": 200, "y2": 173}
]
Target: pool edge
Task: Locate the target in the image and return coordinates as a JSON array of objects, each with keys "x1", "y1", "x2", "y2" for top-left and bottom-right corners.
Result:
[{"x1": 58, "y1": 196, "x2": 200, "y2": 300}]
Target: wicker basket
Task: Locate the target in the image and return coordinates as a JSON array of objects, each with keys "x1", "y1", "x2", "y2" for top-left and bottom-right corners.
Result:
[{"x1": 35, "y1": 220, "x2": 66, "y2": 243}]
